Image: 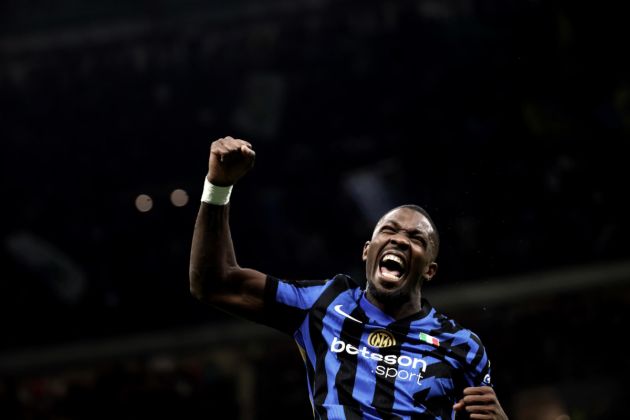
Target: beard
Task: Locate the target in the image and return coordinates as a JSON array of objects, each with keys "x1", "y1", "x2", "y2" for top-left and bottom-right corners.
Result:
[
  {"x1": 366, "y1": 282, "x2": 410, "y2": 306},
  {"x1": 366, "y1": 275, "x2": 425, "y2": 307}
]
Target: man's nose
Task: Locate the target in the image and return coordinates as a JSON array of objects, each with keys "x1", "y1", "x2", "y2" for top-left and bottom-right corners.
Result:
[{"x1": 389, "y1": 235, "x2": 409, "y2": 249}]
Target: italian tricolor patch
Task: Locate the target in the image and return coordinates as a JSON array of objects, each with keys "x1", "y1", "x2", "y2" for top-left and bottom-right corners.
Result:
[{"x1": 419, "y1": 332, "x2": 440, "y2": 347}]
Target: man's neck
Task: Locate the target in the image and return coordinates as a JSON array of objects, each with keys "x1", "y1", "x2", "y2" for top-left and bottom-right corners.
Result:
[{"x1": 365, "y1": 290, "x2": 423, "y2": 320}]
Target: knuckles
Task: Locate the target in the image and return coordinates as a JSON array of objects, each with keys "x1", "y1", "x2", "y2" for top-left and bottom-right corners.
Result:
[{"x1": 211, "y1": 137, "x2": 251, "y2": 154}]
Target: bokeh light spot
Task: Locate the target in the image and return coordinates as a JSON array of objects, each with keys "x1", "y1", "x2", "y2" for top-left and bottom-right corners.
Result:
[
  {"x1": 170, "y1": 189, "x2": 189, "y2": 207},
  {"x1": 135, "y1": 194, "x2": 153, "y2": 212}
]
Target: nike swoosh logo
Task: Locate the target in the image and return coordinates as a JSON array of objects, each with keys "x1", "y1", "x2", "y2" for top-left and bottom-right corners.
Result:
[{"x1": 333, "y1": 304, "x2": 363, "y2": 324}]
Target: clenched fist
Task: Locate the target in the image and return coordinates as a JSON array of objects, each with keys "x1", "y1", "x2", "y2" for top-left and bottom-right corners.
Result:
[{"x1": 207, "y1": 136, "x2": 256, "y2": 186}]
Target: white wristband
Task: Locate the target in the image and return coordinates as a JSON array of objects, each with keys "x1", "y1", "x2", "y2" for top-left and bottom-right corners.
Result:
[{"x1": 201, "y1": 177, "x2": 233, "y2": 205}]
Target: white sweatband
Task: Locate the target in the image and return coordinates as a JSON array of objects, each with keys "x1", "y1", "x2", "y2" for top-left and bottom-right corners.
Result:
[{"x1": 201, "y1": 177, "x2": 233, "y2": 205}]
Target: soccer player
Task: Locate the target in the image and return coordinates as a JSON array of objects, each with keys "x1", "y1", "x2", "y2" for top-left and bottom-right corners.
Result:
[{"x1": 190, "y1": 136, "x2": 508, "y2": 419}]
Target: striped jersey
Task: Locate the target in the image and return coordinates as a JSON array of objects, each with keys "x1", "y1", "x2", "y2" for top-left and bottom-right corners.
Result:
[{"x1": 261, "y1": 274, "x2": 493, "y2": 420}]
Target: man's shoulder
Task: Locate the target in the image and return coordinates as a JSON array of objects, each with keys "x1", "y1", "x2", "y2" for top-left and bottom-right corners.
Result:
[
  {"x1": 329, "y1": 273, "x2": 362, "y2": 289},
  {"x1": 424, "y1": 304, "x2": 484, "y2": 346},
  {"x1": 312, "y1": 273, "x2": 362, "y2": 300},
  {"x1": 272, "y1": 274, "x2": 360, "y2": 292},
  {"x1": 301, "y1": 273, "x2": 362, "y2": 312}
]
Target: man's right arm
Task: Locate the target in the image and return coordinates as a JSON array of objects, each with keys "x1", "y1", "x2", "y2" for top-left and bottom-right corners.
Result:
[{"x1": 189, "y1": 136, "x2": 267, "y2": 320}]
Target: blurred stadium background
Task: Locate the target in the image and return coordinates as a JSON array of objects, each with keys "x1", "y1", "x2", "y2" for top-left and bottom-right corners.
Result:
[{"x1": 1, "y1": 0, "x2": 629, "y2": 418}]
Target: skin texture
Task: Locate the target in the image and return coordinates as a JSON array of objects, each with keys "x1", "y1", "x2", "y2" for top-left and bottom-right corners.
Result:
[{"x1": 189, "y1": 136, "x2": 508, "y2": 420}]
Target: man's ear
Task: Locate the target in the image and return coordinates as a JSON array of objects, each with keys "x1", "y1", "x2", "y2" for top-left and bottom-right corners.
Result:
[
  {"x1": 362, "y1": 241, "x2": 370, "y2": 262},
  {"x1": 423, "y1": 262, "x2": 438, "y2": 282}
]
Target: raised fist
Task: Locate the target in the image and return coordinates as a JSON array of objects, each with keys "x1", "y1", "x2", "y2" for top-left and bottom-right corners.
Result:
[{"x1": 207, "y1": 136, "x2": 256, "y2": 186}]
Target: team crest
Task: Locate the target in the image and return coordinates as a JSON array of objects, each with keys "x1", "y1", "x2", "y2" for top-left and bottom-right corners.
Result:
[{"x1": 367, "y1": 330, "x2": 397, "y2": 348}]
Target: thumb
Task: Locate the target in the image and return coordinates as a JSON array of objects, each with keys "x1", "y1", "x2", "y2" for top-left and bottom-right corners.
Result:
[
  {"x1": 240, "y1": 144, "x2": 256, "y2": 160},
  {"x1": 240, "y1": 144, "x2": 255, "y2": 155},
  {"x1": 453, "y1": 399, "x2": 464, "y2": 411}
]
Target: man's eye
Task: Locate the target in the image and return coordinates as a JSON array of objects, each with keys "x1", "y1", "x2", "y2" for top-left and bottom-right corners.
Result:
[
  {"x1": 412, "y1": 236, "x2": 426, "y2": 246},
  {"x1": 381, "y1": 226, "x2": 395, "y2": 233}
]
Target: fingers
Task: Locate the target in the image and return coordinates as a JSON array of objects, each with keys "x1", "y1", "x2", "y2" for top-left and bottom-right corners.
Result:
[
  {"x1": 456, "y1": 387, "x2": 506, "y2": 420},
  {"x1": 211, "y1": 136, "x2": 254, "y2": 161},
  {"x1": 240, "y1": 144, "x2": 256, "y2": 159},
  {"x1": 463, "y1": 406, "x2": 499, "y2": 420},
  {"x1": 455, "y1": 401, "x2": 496, "y2": 415},
  {"x1": 221, "y1": 136, "x2": 252, "y2": 150},
  {"x1": 461, "y1": 394, "x2": 498, "y2": 407},
  {"x1": 461, "y1": 387, "x2": 498, "y2": 404},
  {"x1": 463, "y1": 386, "x2": 495, "y2": 396}
]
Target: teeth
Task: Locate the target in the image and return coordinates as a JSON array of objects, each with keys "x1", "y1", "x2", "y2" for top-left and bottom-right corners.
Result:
[{"x1": 382, "y1": 254, "x2": 405, "y2": 268}]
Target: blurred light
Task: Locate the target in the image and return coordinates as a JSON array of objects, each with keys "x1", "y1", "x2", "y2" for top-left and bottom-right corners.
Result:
[
  {"x1": 135, "y1": 194, "x2": 153, "y2": 212},
  {"x1": 170, "y1": 189, "x2": 189, "y2": 207}
]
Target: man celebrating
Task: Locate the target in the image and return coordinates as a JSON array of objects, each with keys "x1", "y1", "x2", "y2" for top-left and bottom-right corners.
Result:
[{"x1": 190, "y1": 136, "x2": 508, "y2": 419}]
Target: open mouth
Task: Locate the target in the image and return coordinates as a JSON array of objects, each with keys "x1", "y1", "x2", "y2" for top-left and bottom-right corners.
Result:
[{"x1": 378, "y1": 253, "x2": 407, "y2": 282}]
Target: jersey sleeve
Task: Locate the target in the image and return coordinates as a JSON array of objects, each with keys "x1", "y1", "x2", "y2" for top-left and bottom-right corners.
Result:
[
  {"x1": 463, "y1": 332, "x2": 493, "y2": 387},
  {"x1": 259, "y1": 275, "x2": 330, "y2": 335}
]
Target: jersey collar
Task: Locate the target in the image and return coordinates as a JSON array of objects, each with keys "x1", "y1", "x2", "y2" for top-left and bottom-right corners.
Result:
[{"x1": 358, "y1": 292, "x2": 432, "y2": 326}]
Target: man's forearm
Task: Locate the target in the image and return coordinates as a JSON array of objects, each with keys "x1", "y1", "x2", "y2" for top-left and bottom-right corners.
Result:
[{"x1": 189, "y1": 203, "x2": 237, "y2": 300}]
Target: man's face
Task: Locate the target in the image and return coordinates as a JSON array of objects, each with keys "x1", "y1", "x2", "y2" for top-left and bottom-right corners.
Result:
[{"x1": 362, "y1": 207, "x2": 438, "y2": 303}]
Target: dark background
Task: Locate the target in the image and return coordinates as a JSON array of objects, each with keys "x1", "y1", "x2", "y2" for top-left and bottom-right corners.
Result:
[{"x1": 1, "y1": 0, "x2": 629, "y2": 418}]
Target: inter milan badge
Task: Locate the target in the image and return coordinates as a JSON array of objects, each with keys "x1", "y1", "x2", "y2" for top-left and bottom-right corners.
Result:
[{"x1": 368, "y1": 330, "x2": 397, "y2": 348}]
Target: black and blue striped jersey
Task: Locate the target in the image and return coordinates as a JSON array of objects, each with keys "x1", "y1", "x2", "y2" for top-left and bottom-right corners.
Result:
[{"x1": 261, "y1": 274, "x2": 493, "y2": 420}]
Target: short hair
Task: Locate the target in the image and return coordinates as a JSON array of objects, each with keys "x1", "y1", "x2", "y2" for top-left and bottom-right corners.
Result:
[{"x1": 380, "y1": 204, "x2": 440, "y2": 260}]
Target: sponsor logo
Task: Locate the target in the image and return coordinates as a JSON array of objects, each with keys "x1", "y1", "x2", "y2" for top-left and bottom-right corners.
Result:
[
  {"x1": 330, "y1": 336, "x2": 426, "y2": 385},
  {"x1": 333, "y1": 305, "x2": 363, "y2": 324},
  {"x1": 367, "y1": 330, "x2": 396, "y2": 348}
]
